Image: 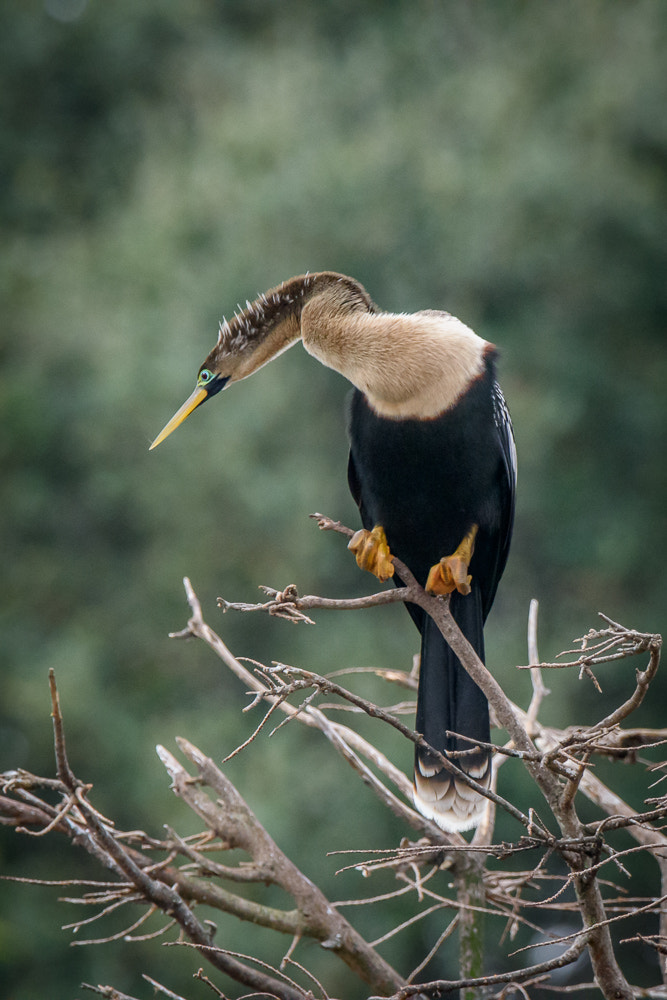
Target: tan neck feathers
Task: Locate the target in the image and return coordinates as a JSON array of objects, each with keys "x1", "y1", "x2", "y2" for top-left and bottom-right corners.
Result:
[{"x1": 302, "y1": 305, "x2": 487, "y2": 420}]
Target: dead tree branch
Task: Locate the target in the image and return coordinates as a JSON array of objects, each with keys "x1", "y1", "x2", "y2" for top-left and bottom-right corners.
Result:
[
  {"x1": 157, "y1": 737, "x2": 405, "y2": 995},
  {"x1": 2, "y1": 514, "x2": 664, "y2": 998},
  {"x1": 211, "y1": 513, "x2": 665, "y2": 1000},
  {"x1": 46, "y1": 670, "x2": 315, "y2": 1000}
]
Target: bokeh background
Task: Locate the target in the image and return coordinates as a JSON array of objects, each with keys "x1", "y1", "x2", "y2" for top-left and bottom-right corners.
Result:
[{"x1": 1, "y1": 2, "x2": 665, "y2": 997}]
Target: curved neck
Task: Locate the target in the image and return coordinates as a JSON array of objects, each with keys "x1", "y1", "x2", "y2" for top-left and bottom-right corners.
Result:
[
  {"x1": 301, "y1": 302, "x2": 488, "y2": 420},
  {"x1": 203, "y1": 272, "x2": 488, "y2": 420},
  {"x1": 203, "y1": 272, "x2": 375, "y2": 382}
]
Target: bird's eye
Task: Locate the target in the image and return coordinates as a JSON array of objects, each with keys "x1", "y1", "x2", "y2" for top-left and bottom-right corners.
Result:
[{"x1": 197, "y1": 368, "x2": 214, "y2": 386}]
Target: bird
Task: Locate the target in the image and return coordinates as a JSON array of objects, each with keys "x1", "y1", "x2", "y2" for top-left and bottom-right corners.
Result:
[{"x1": 150, "y1": 271, "x2": 516, "y2": 832}]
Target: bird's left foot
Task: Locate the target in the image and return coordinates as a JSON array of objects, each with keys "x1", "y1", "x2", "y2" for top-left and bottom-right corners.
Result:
[
  {"x1": 426, "y1": 524, "x2": 479, "y2": 596},
  {"x1": 348, "y1": 525, "x2": 395, "y2": 582}
]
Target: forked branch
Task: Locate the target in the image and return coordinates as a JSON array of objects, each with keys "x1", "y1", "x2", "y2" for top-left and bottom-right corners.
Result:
[{"x1": 2, "y1": 514, "x2": 664, "y2": 999}]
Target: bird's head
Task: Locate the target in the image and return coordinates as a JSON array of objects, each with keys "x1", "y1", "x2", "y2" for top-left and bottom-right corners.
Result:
[
  {"x1": 149, "y1": 272, "x2": 375, "y2": 450},
  {"x1": 149, "y1": 278, "x2": 306, "y2": 451},
  {"x1": 148, "y1": 363, "x2": 229, "y2": 450}
]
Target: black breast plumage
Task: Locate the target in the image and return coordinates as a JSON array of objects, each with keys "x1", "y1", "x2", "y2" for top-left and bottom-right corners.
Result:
[{"x1": 347, "y1": 353, "x2": 513, "y2": 614}]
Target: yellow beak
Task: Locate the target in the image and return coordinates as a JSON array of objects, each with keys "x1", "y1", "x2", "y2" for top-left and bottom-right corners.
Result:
[{"x1": 149, "y1": 385, "x2": 209, "y2": 450}]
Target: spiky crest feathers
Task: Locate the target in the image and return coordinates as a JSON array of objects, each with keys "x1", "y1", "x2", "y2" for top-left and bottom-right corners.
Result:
[{"x1": 203, "y1": 272, "x2": 374, "y2": 384}]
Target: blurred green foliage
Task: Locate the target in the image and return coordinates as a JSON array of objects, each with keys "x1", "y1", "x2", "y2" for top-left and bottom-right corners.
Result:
[{"x1": 1, "y1": 1, "x2": 665, "y2": 997}]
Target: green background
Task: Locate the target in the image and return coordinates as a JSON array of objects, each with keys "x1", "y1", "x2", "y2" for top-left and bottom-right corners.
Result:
[{"x1": 1, "y1": 2, "x2": 665, "y2": 997}]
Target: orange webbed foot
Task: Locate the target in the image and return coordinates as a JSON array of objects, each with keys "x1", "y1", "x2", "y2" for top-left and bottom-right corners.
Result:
[
  {"x1": 426, "y1": 524, "x2": 479, "y2": 597},
  {"x1": 348, "y1": 525, "x2": 395, "y2": 582}
]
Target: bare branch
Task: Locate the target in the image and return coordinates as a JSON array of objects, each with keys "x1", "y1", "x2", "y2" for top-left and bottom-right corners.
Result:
[
  {"x1": 141, "y1": 976, "x2": 191, "y2": 1000},
  {"x1": 44, "y1": 671, "x2": 343, "y2": 1000},
  {"x1": 173, "y1": 576, "x2": 445, "y2": 840},
  {"x1": 377, "y1": 937, "x2": 588, "y2": 998},
  {"x1": 81, "y1": 985, "x2": 143, "y2": 1000},
  {"x1": 159, "y1": 737, "x2": 405, "y2": 995},
  {"x1": 5, "y1": 513, "x2": 664, "y2": 1000},
  {"x1": 526, "y1": 598, "x2": 550, "y2": 732}
]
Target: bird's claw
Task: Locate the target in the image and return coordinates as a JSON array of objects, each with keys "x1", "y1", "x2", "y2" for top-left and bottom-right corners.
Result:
[
  {"x1": 348, "y1": 525, "x2": 395, "y2": 582},
  {"x1": 426, "y1": 524, "x2": 478, "y2": 596}
]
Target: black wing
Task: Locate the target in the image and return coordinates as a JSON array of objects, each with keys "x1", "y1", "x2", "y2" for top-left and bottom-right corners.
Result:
[
  {"x1": 347, "y1": 447, "x2": 374, "y2": 531},
  {"x1": 489, "y1": 379, "x2": 517, "y2": 604}
]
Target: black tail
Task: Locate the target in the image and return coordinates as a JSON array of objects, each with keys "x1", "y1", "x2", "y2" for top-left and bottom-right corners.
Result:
[{"x1": 412, "y1": 587, "x2": 491, "y2": 832}]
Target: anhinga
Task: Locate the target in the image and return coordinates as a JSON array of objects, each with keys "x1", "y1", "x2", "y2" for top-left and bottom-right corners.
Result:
[{"x1": 151, "y1": 272, "x2": 516, "y2": 832}]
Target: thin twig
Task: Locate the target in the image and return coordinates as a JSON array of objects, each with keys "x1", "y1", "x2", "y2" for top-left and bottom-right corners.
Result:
[{"x1": 526, "y1": 598, "x2": 550, "y2": 731}]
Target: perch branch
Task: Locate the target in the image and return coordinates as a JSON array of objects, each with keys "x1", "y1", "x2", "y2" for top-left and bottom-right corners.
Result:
[
  {"x1": 5, "y1": 510, "x2": 664, "y2": 1000},
  {"x1": 227, "y1": 514, "x2": 647, "y2": 1000},
  {"x1": 173, "y1": 575, "x2": 448, "y2": 841}
]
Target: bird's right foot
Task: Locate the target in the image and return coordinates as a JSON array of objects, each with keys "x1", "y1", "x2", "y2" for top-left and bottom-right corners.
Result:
[
  {"x1": 347, "y1": 525, "x2": 395, "y2": 582},
  {"x1": 426, "y1": 524, "x2": 479, "y2": 596}
]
